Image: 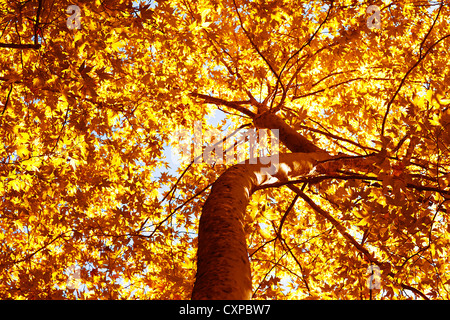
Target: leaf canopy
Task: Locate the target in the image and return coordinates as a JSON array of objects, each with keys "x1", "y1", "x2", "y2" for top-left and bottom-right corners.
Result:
[{"x1": 1, "y1": 0, "x2": 450, "y2": 299}]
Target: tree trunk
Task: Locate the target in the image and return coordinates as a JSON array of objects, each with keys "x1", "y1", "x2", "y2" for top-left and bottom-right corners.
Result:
[{"x1": 191, "y1": 152, "x2": 329, "y2": 299}]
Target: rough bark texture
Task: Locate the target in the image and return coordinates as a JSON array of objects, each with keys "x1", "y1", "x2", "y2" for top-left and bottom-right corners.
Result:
[{"x1": 191, "y1": 152, "x2": 329, "y2": 299}]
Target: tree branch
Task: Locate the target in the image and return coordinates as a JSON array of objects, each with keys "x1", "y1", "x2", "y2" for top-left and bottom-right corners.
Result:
[
  {"x1": 288, "y1": 184, "x2": 377, "y2": 263},
  {"x1": 296, "y1": 123, "x2": 379, "y2": 154},
  {"x1": 400, "y1": 283, "x2": 430, "y2": 300},
  {"x1": 232, "y1": 0, "x2": 284, "y2": 109},
  {"x1": 277, "y1": 2, "x2": 333, "y2": 111},
  {"x1": 0, "y1": 84, "x2": 13, "y2": 117},
  {"x1": 419, "y1": 2, "x2": 443, "y2": 59},
  {"x1": 9, "y1": 232, "x2": 69, "y2": 266},
  {"x1": 277, "y1": 192, "x2": 300, "y2": 237},
  {"x1": 287, "y1": 183, "x2": 431, "y2": 300},
  {"x1": 34, "y1": 0, "x2": 43, "y2": 47},
  {"x1": 0, "y1": 43, "x2": 40, "y2": 49},
  {"x1": 0, "y1": 0, "x2": 43, "y2": 50},
  {"x1": 381, "y1": 4, "x2": 449, "y2": 137},
  {"x1": 253, "y1": 111, "x2": 323, "y2": 153},
  {"x1": 189, "y1": 92, "x2": 256, "y2": 118}
]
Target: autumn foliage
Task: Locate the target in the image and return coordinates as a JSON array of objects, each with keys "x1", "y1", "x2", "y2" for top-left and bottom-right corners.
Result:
[{"x1": 1, "y1": 0, "x2": 450, "y2": 300}]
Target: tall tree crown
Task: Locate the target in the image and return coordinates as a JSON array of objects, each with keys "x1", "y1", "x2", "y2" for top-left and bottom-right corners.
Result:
[{"x1": 0, "y1": 0, "x2": 449, "y2": 299}]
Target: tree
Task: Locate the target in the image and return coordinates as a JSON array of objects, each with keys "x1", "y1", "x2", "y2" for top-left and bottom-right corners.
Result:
[{"x1": 0, "y1": 0, "x2": 449, "y2": 300}]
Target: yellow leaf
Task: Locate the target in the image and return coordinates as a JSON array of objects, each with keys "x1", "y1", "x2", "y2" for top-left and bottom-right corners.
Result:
[
  {"x1": 425, "y1": 89, "x2": 433, "y2": 102},
  {"x1": 357, "y1": 216, "x2": 371, "y2": 226},
  {"x1": 16, "y1": 145, "x2": 29, "y2": 158},
  {"x1": 9, "y1": 180, "x2": 20, "y2": 192},
  {"x1": 200, "y1": 8, "x2": 211, "y2": 21},
  {"x1": 430, "y1": 114, "x2": 440, "y2": 126},
  {"x1": 259, "y1": 224, "x2": 272, "y2": 239},
  {"x1": 33, "y1": 77, "x2": 44, "y2": 87},
  {"x1": 13, "y1": 125, "x2": 21, "y2": 135},
  {"x1": 430, "y1": 243, "x2": 436, "y2": 256},
  {"x1": 74, "y1": 31, "x2": 83, "y2": 43},
  {"x1": 111, "y1": 40, "x2": 123, "y2": 52},
  {"x1": 201, "y1": 21, "x2": 212, "y2": 28}
]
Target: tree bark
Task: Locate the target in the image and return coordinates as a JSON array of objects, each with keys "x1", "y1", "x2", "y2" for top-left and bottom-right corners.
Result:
[
  {"x1": 191, "y1": 152, "x2": 329, "y2": 299},
  {"x1": 253, "y1": 111, "x2": 322, "y2": 153}
]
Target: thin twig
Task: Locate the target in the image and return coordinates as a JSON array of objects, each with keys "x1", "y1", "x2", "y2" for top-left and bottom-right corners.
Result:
[
  {"x1": 277, "y1": 193, "x2": 300, "y2": 237},
  {"x1": 276, "y1": 2, "x2": 333, "y2": 111},
  {"x1": 232, "y1": 0, "x2": 284, "y2": 108},
  {"x1": 34, "y1": 0, "x2": 43, "y2": 47},
  {"x1": 381, "y1": 4, "x2": 448, "y2": 137},
  {"x1": 0, "y1": 84, "x2": 13, "y2": 117},
  {"x1": 288, "y1": 184, "x2": 377, "y2": 262},
  {"x1": 140, "y1": 182, "x2": 213, "y2": 239},
  {"x1": 419, "y1": 2, "x2": 443, "y2": 58}
]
